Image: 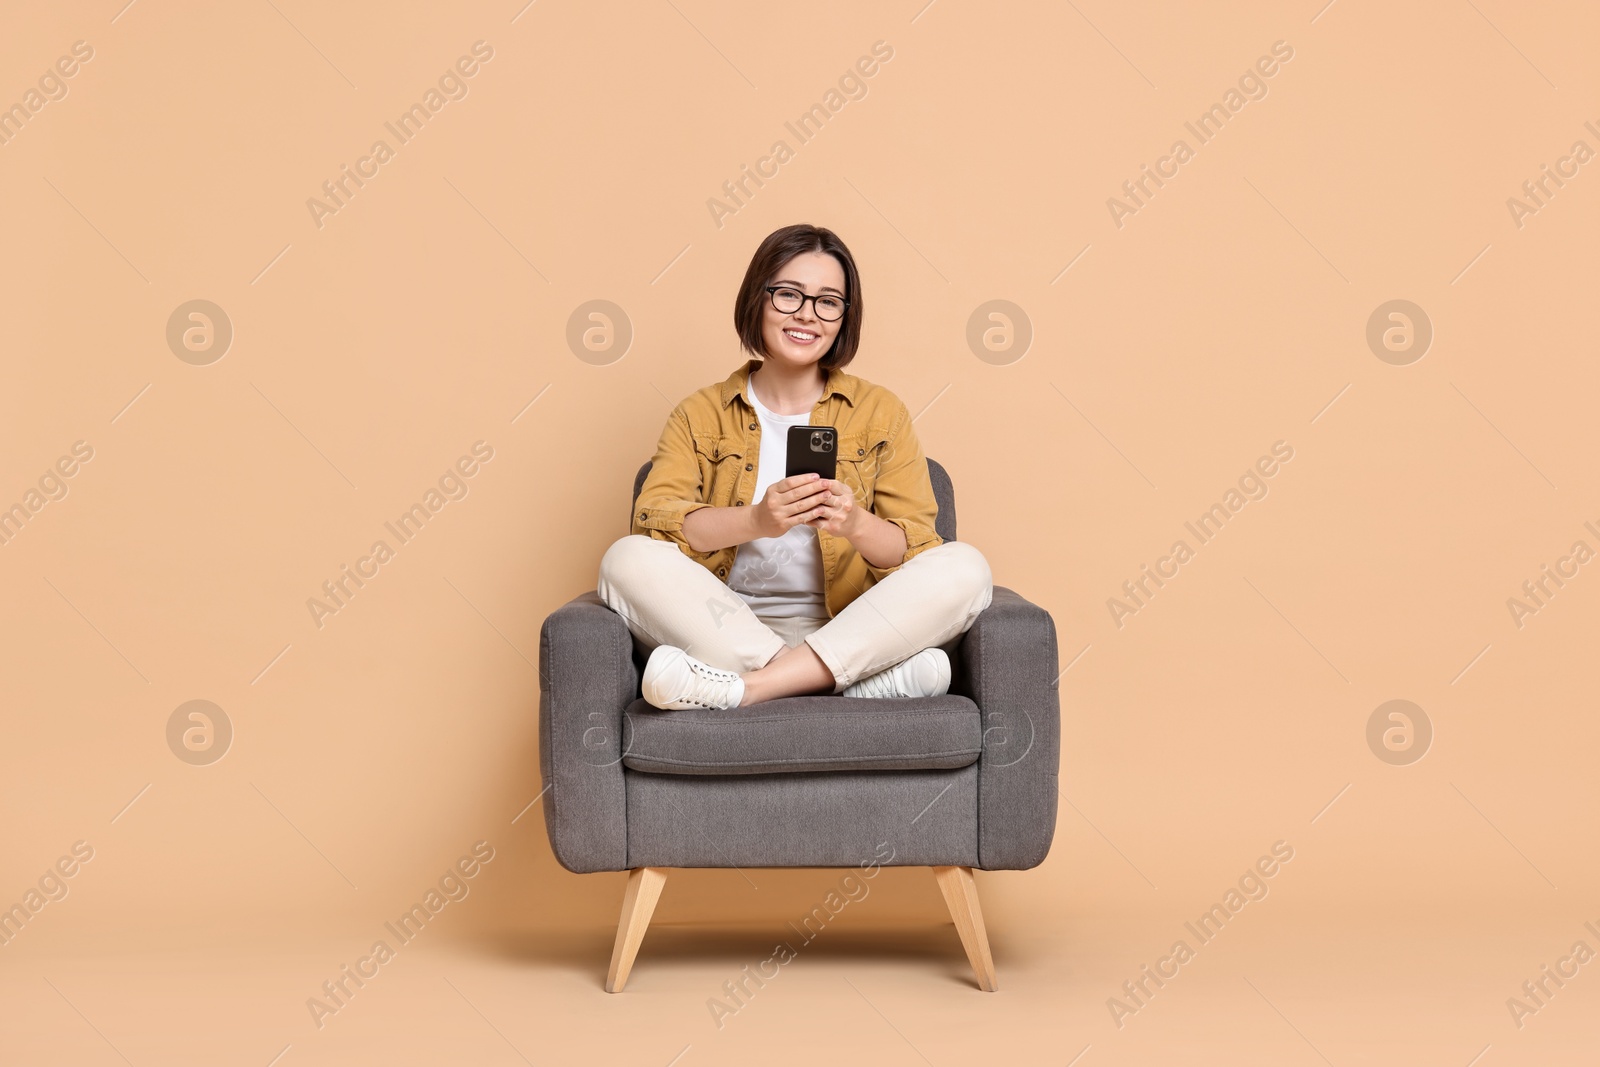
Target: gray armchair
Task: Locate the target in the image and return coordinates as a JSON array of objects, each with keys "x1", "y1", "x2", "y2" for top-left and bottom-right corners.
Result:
[{"x1": 538, "y1": 457, "x2": 1059, "y2": 991}]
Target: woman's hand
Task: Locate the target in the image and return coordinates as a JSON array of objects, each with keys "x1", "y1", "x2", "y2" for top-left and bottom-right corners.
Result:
[
  {"x1": 752, "y1": 473, "x2": 831, "y2": 539},
  {"x1": 807, "y1": 477, "x2": 909, "y2": 569},
  {"x1": 802, "y1": 477, "x2": 862, "y2": 538}
]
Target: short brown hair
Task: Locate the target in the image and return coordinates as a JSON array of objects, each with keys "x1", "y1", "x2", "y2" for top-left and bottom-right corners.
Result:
[{"x1": 733, "y1": 224, "x2": 862, "y2": 370}]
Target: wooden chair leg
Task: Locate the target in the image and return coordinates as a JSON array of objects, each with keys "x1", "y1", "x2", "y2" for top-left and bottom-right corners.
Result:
[
  {"x1": 605, "y1": 867, "x2": 668, "y2": 992},
  {"x1": 933, "y1": 865, "x2": 998, "y2": 991}
]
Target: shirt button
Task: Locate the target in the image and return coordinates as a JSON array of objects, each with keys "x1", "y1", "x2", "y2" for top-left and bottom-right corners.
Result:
[
  {"x1": 735, "y1": 500, "x2": 744, "y2": 506},
  {"x1": 745, "y1": 463, "x2": 752, "y2": 471},
  {"x1": 748, "y1": 423, "x2": 757, "y2": 430},
  {"x1": 717, "y1": 566, "x2": 727, "y2": 577},
  {"x1": 638, "y1": 511, "x2": 646, "y2": 520},
  {"x1": 857, "y1": 448, "x2": 864, "y2": 455}
]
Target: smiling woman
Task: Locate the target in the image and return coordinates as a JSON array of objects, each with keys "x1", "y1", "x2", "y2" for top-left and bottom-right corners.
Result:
[{"x1": 597, "y1": 221, "x2": 994, "y2": 712}]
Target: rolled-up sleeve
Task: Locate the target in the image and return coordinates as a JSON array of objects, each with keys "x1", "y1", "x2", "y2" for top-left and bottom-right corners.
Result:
[
  {"x1": 631, "y1": 407, "x2": 713, "y2": 552},
  {"x1": 864, "y1": 402, "x2": 944, "y2": 582}
]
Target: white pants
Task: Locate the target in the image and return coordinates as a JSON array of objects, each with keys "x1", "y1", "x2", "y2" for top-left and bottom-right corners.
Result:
[{"x1": 596, "y1": 535, "x2": 993, "y2": 693}]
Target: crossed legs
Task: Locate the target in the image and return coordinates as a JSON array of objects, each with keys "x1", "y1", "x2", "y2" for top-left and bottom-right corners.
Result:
[
  {"x1": 742, "y1": 637, "x2": 835, "y2": 704},
  {"x1": 596, "y1": 534, "x2": 992, "y2": 704}
]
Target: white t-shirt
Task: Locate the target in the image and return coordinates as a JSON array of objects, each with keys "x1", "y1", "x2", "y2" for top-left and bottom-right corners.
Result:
[{"x1": 726, "y1": 372, "x2": 828, "y2": 618}]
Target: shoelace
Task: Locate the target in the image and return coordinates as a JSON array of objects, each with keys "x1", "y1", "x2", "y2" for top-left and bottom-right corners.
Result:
[
  {"x1": 679, "y1": 658, "x2": 740, "y2": 708},
  {"x1": 849, "y1": 664, "x2": 903, "y2": 699}
]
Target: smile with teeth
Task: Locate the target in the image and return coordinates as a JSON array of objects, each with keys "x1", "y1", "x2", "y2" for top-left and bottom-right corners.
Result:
[{"x1": 784, "y1": 328, "x2": 819, "y2": 343}]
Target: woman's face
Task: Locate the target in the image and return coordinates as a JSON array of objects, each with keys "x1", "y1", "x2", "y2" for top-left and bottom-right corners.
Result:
[{"x1": 760, "y1": 251, "x2": 847, "y2": 370}]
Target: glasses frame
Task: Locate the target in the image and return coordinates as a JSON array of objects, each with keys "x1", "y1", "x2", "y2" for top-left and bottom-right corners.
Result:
[{"x1": 764, "y1": 285, "x2": 850, "y2": 322}]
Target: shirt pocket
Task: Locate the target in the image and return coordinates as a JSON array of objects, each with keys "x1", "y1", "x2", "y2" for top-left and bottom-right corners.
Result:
[
  {"x1": 692, "y1": 433, "x2": 747, "y2": 508},
  {"x1": 835, "y1": 428, "x2": 892, "y2": 509}
]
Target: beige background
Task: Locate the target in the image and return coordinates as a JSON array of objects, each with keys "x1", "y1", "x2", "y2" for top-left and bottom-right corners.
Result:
[{"x1": 3, "y1": 1, "x2": 1597, "y2": 1064}]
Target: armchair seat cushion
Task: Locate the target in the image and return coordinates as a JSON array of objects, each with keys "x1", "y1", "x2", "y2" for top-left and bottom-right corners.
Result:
[{"x1": 619, "y1": 694, "x2": 984, "y2": 775}]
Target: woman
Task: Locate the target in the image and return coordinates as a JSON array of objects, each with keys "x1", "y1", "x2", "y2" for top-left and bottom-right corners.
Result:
[{"x1": 597, "y1": 223, "x2": 993, "y2": 710}]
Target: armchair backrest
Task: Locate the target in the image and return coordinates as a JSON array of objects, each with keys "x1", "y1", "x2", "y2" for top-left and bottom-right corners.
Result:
[{"x1": 631, "y1": 458, "x2": 958, "y2": 542}]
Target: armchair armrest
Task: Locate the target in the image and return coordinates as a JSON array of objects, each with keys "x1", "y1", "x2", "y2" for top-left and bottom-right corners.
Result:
[
  {"x1": 538, "y1": 590, "x2": 637, "y2": 873},
  {"x1": 951, "y1": 585, "x2": 1061, "y2": 870}
]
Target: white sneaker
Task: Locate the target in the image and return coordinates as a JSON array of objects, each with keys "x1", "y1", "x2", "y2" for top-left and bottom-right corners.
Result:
[
  {"x1": 842, "y1": 648, "x2": 951, "y2": 699},
  {"x1": 641, "y1": 645, "x2": 746, "y2": 710}
]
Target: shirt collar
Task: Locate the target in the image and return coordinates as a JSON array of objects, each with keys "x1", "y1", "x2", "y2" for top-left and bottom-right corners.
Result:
[{"x1": 720, "y1": 357, "x2": 857, "y2": 410}]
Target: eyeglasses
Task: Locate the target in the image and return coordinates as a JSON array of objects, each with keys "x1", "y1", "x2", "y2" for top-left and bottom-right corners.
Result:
[{"x1": 765, "y1": 285, "x2": 848, "y2": 322}]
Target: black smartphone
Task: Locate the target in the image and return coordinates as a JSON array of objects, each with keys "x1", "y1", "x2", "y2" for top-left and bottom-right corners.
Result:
[{"x1": 785, "y1": 425, "x2": 837, "y2": 482}]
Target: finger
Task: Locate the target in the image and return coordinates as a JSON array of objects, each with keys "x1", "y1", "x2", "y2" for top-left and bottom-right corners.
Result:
[
  {"x1": 782, "y1": 484, "x2": 830, "y2": 507},
  {"x1": 779, "y1": 473, "x2": 822, "y2": 493}
]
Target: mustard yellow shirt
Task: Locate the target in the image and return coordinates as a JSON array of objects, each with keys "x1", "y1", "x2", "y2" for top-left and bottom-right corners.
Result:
[{"x1": 632, "y1": 357, "x2": 945, "y2": 618}]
